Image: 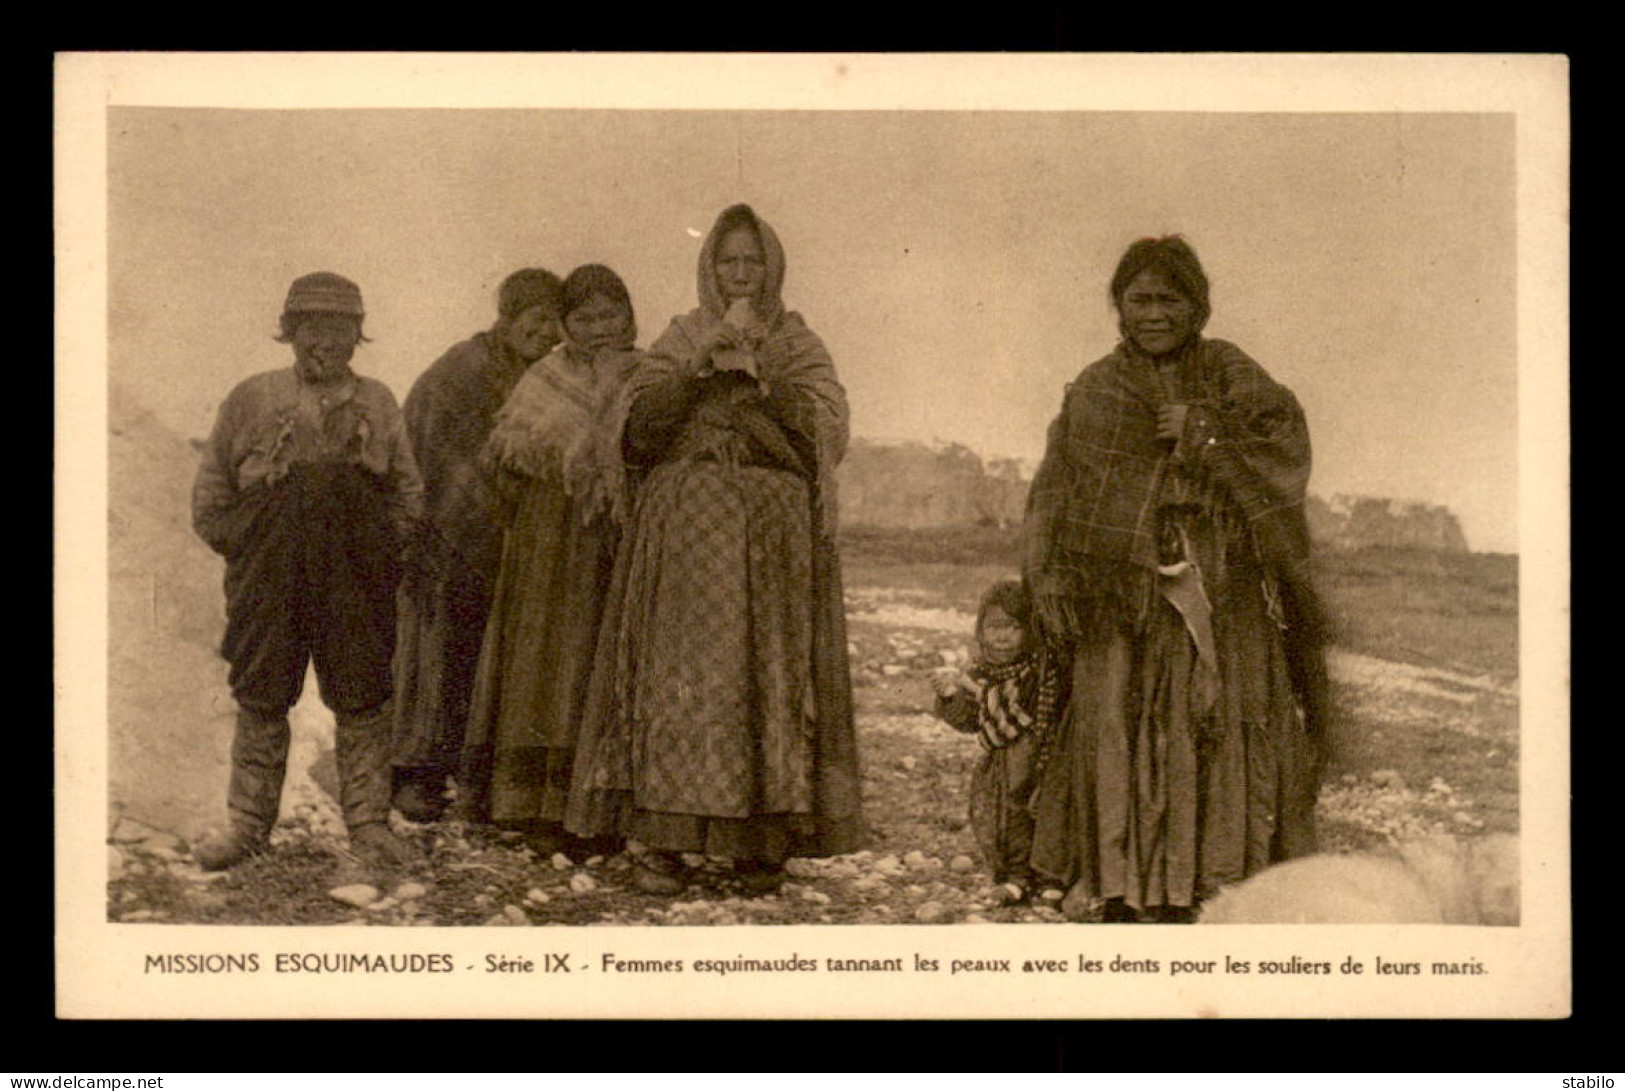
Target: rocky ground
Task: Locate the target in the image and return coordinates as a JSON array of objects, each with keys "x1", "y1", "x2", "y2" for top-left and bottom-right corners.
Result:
[{"x1": 106, "y1": 560, "x2": 1520, "y2": 928}]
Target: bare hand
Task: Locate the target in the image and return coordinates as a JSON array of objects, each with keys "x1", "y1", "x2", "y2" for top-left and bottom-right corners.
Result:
[
  {"x1": 930, "y1": 668, "x2": 962, "y2": 699},
  {"x1": 686, "y1": 322, "x2": 745, "y2": 377},
  {"x1": 1034, "y1": 594, "x2": 1076, "y2": 642},
  {"x1": 1156, "y1": 403, "x2": 1190, "y2": 443}
]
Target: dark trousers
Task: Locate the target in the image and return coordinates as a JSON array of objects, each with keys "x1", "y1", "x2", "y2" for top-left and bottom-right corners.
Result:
[{"x1": 217, "y1": 463, "x2": 402, "y2": 834}]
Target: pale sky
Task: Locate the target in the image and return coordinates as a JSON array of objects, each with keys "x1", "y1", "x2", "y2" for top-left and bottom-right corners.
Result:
[{"x1": 108, "y1": 108, "x2": 1518, "y2": 551}]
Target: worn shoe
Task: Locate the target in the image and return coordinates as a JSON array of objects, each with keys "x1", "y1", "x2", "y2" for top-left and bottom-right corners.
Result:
[
  {"x1": 631, "y1": 852, "x2": 689, "y2": 896},
  {"x1": 986, "y1": 881, "x2": 1030, "y2": 907},
  {"x1": 730, "y1": 858, "x2": 787, "y2": 896},
  {"x1": 349, "y1": 823, "x2": 421, "y2": 871},
  {"x1": 1101, "y1": 897, "x2": 1139, "y2": 923},
  {"x1": 193, "y1": 828, "x2": 268, "y2": 872},
  {"x1": 392, "y1": 778, "x2": 449, "y2": 824}
]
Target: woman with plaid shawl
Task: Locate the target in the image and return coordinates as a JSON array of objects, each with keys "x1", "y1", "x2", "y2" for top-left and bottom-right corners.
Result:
[
  {"x1": 1024, "y1": 236, "x2": 1331, "y2": 923},
  {"x1": 565, "y1": 205, "x2": 862, "y2": 896}
]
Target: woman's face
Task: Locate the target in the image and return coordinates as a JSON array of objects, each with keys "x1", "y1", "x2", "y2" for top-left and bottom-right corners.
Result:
[
  {"x1": 714, "y1": 226, "x2": 767, "y2": 303},
  {"x1": 1118, "y1": 268, "x2": 1197, "y2": 357},
  {"x1": 502, "y1": 302, "x2": 563, "y2": 363},
  {"x1": 978, "y1": 605, "x2": 1026, "y2": 666},
  {"x1": 290, "y1": 313, "x2": 361, "y2": 383},
  {"x1": 563, "y1": 293, "x2": 631, "y2": 354}
]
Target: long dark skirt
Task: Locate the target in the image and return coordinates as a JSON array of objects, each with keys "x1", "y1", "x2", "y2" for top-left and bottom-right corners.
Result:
[
  {"x1": 460, "y1": 475, "x2": 617, "y2": 824},
  {"x1": 1029, "y1": 551, "x2": 1320, "y2": 910}
]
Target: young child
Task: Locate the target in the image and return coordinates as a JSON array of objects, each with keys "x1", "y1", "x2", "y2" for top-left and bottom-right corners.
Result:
[{"x1": 932, "y1": 578, "x2": 1068, "y2": 905}]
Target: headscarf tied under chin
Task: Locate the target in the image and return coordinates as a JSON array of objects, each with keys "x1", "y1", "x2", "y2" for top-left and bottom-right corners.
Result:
[
  {"x1": 482, "y1": 264, "x2": 642, "y2": 527},
  {"x1": 965, "y1": 580, "x2": 1066, "y2": 754}
]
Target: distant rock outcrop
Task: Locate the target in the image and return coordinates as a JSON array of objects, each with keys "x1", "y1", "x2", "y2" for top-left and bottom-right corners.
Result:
[
  {"x1": 838, "y1": 439, "x2": 1031, "y2": 529},
  {"x1": 840, "y1": 438, "x2": 1471, "y2": 553},
  {"x1": 1307, "y1": 494, "x2": 1469, "y2": 553}
]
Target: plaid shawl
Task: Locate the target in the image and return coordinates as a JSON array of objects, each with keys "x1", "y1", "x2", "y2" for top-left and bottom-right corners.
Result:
[{"x1": 1024, "y1": 337, "x2": 1314, "y2": 632}]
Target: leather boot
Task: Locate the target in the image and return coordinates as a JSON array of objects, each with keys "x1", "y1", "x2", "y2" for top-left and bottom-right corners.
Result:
[
  {"x1": 335, "y1": 701, "x2": 393, "y2": 832},
  {"x1": 196, "y1": 707, "x2": 289, "y2": 870},
  {"x1": 337, "y1": 702, "x2": 420, "y2": 869}
]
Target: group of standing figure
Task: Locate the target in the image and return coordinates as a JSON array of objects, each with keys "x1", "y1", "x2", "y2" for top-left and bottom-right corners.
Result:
[{"x1": 190, "y1": 209, "x2": 1328, "y2": 919}]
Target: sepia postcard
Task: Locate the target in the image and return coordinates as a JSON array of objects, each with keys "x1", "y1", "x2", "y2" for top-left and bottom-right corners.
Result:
[{"x1": 55, "y1": 51, "x2": 1570, "y2": 1019}]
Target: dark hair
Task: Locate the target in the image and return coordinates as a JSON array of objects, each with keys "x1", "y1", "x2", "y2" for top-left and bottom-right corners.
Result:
[
  {"x1": 560, "y1": 264, "x2": 634, "y2": 322},
  {"x1": 977, "y1": 578, "x2": 1033, "y2": 635},
  {"x1": 274, "y1": 311, "x2": 370, "y2": 344},
  {"x1": 1108, "y1": 235, "x2": 1211, "y2": 331},
  {"x1": 497, "y1": 268, "x2": 564, "y2": 321}
]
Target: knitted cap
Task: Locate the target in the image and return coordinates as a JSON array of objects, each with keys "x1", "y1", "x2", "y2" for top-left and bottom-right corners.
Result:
[{"x1": 283, "y1": 272, "x2": 365, "y2": 317}]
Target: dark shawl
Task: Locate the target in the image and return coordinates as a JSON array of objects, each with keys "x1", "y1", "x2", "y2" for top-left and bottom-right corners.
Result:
[
  {"x1": 1024, "y1": 336, "x2": 1330, "y2": 739},
  {"x1": 401, "y1": 331, "x2": 532, "y2": 584}
]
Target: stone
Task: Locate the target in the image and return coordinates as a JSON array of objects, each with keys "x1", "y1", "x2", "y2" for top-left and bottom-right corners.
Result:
[
  {"x1": 366, "y1": 897, "x2": 399, "y2": 913},
  {"x1": 550, "y1": 852, "x2": 573, "y2": 871},
  {"x1": 900, "y1": 756, "x2": 918, "y2": 772},
  {"x1": 1370, "y1": 769, "x2": 1406, "y2": 790},
  {"x1": 585, "y1": 855, "x2": 605, "y2": 868},
  {"x1": 120, "y1": 909, "x2": 156, "y2": 922},
  {"x1": 503, "y1": 905, "x2": 530, "y2": 925},
  {"x1": 524, "y1": 888, "x2": 552, "y2": 905},
  {"x1": 800, "y1": 889, "x2": 832, "y2": 905},
  {"x1": 874, "y1": 854, "x2": 904, "y2": 874},
  {"x1": 393, "y1": 882, "x2": 429, "y2": 902},
  {"x1": 914, "y1": 901, "x2": 946, "y2": 923},
  {"x1": 903, "y1": 850, "x2": 930, "y2": 870},
  {"x1": 187, "y1": 889, "x2": 228, "y2": 911},
  {"x1": 881, "y1": 664, "x2": 907, "y2": 677},
  {"x1": 329, "y1": 884, "x2": 381, "y2": 908},
  {"x1": 108, "y1": 846, "x2": 127, "y2": 880},
  {"x1": 949, "y1": 855, "x2": 975, "y2": 873},
  {"x1": 569, "y1": 872, "x2": 598, "y2": 894}
]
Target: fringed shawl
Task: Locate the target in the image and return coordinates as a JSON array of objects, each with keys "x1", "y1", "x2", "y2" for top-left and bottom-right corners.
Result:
[
  {"x1": 1024, "y1": 337, "x2": 1314, "y2": 631},
  {"x1": 481, "y1": 342, "x2": 643, "y2": 528}
]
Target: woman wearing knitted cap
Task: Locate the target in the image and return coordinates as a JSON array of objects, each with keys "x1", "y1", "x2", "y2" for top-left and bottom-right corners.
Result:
[
  {"x1": 391, "y1": 268, "x2": 565, "y2": 823},
  {"x1": 1023, "y1": 236, "x2": 1331, "y2": 923},
  {"x1": 191, "y1": 272, "x2": 424, "y2": 872},
  {"x1": 566, "y1": 204, "x2": 862, "y2": 895},
  {"x1": 458, "y1": 264, "x2": 643, "y2": 856}
]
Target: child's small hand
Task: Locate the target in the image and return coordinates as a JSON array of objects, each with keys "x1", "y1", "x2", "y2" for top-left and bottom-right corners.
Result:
[{"x1": 930, "y1": 667, "x2": 963, "y2": 699}]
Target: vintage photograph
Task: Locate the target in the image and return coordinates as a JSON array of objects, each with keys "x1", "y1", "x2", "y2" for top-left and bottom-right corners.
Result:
[{"x1": 57, "y1": 53, "x2": 1569, "y2": 1019}]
